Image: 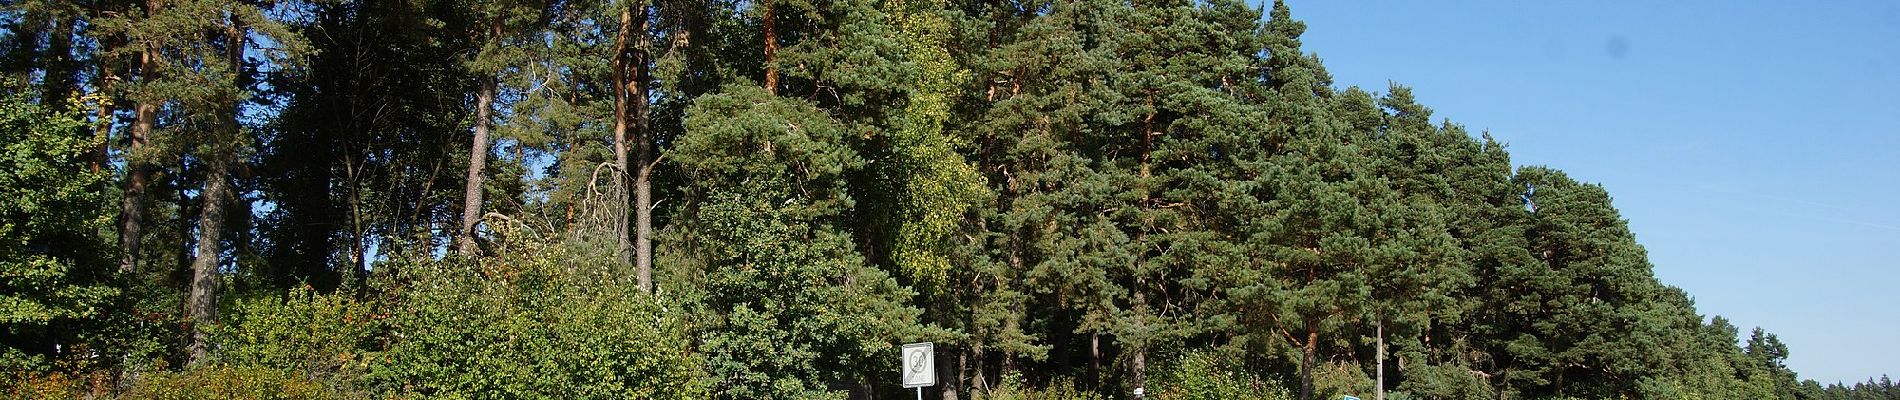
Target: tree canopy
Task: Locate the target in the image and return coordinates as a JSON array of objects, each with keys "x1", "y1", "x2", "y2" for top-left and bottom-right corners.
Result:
[{"x1": 0, "y1": 0, "x2": 1886, "y2": 399}]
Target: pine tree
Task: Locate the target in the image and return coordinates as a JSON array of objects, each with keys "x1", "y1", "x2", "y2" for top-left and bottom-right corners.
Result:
[
  {"x1": 454, "y1": 0, "x2": 546, "y2": 256},
  {"x1": 673, "y1": 0, "x2": 925, "y2": 394},
  {"x1": 90, "y1": 0, "x2": 307, "y2": 364},
  {"x1": 958, "y1": 0, "x2": 1126, "y2": 389}
]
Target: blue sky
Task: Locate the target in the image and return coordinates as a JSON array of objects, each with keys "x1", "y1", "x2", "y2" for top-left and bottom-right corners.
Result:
[{"x1": 1286, "y1": 1, "x2": 1900, "y2": 384}]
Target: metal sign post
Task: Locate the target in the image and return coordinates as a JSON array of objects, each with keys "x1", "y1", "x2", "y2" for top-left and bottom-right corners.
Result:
[{"x1": 901, "y1": 342, "x2": 935, "y2": 399}]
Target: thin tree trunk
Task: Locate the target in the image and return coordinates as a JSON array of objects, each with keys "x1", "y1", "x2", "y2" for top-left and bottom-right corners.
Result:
[
  {"x1": 457, "y1": 75, "x2": 498, "y2": 256},
  {"x1": 762, "y1": 0, "x2": 778, "y2": 95},
  {"x1": 634, "y1": 156, "x2": 653, "y2": 289},
  {"x1": 1131, "y1": 284, "x2": 1148, "y2": 399},
  {"x1": 1133, "y1": 343, "x2": 1148, "y2": 398},
  {"x1": 348, "y1": 161, "x2": 367, "y2": 283},
  {"x1": 176, "y1": 160, "x2": 192, "y2": 277},
  {"x1": 188, "y1": 15, "x2": 245, "y2": 365},
  {"x1": 941, "y1": 347, "x2": 961, "y2": 400},
  {"x1": 1300, "y1": 326, "x2": 1318, "y2": 400},
  {"x1": 1091, "y1": 332, "x2": 1102, "y2": 391},
  {"x1": 631, "y1": 1, "x2": 655, "y2": 292},
  {"x1": 612, "y1": 5, "x2": 633, "y2": 268},
  {"x1": 119, "y1": 42, "x2": 159, "y2": 275},
  {"x1": 1377, "y1": 318, "x2": 1385, "y2": 400},
  {"x1": 1129, "y1": 100, "x2": 1155, "y2": 399},
  {"x1": 186, "y1": 159, "x2": 231, "y2": 365}
]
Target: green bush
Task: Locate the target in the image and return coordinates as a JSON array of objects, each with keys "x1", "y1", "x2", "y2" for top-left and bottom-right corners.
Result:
[
  {"x1": 0, "y1": 78, "x2": 118, "y2": 376},
  {"x1": 362, "y1": 232, "x2": 708, "y2": 399},
  {"x1": 118, "y1": 365, "x2": 337, "y2": 400},
  {"x1": 215, "y1": 285, "x2": 378, "y2": 394},
  {"x1": 1153, "y1": 350, "x2": 1290, "y2": 400},
  {"x1": 1310, "y1": 360, "x2": 1374, "y2": 400},
  {"x1": 978, "y1": 374, "x2": 1104, "y2": 400}
]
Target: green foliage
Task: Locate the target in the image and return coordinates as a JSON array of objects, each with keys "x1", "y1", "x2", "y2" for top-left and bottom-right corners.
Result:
[
  {"x1": 118, "y1": 364, "x2": 338, "y2": 400},
  {"x1": 871, "y1": 0, "x2": 987, "y2": 290},
  {"x1": 215, "y1": 285, "x2": 378, "y2": 394},
  {"x1": 364, "y1": 232, "x2": 708, "y2": 399},
  {"x1": 1394, "y1": 363, "x2": 1494, "y2": 400},
  {"x1": 2, "y1": 0, "x2": 1877, "y2": 398},
  {"x1": 0, "y1": 80, "x2": 116, "y2": 373},
  {"x1": 676, "y1": 85, "x2": 921, "y2": 398},
  {"x1": 1308, "y1": 360, "x2": 1374, "y2": 400},
  {"x1": 979, "y1": 375, "x2": 1105, "y2": 400},
  {"x1": 2, "y1": 369, "x2": 109, "y2": 399},
  {"x1": 1153, "y1": 350, "x2": 1292, "y2": 400}
]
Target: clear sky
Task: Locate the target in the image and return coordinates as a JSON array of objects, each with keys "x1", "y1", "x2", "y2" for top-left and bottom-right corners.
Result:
[{"x1": 1285, "y1": 1, "x2": 1900, "y2": 385}]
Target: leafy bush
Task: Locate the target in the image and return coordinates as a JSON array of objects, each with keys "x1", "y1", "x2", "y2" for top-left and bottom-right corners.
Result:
[
  {"x1": 1153, "y1": 350, "x2": 1291, "y2": 400},
  {"x1": 1311, "y1": 360, "x2": 1374, "y2": 400},
  {"x1": 117, "y1": 365, "x2": 337, "y2": 400},
  {"x1": 978, "y1": 374, "x2": 1104, "y2": 400},
  {"x1": 362, "y1": 229, "x2": 708, "y2": 399},
  {"x1": 215, "y1": 285, "x2": 378, "y2": 394},
  {"x1": 0, "y1": 78, "x2": 118, "y2": 375},
  {"x1": 2, "y1": 370, "x2": 110, "y2": 399}
]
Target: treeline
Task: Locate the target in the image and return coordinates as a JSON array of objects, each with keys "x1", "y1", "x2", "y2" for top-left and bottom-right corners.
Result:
[{"x1": 0, "y1": 0, "x2": 1888, "y2": 398}]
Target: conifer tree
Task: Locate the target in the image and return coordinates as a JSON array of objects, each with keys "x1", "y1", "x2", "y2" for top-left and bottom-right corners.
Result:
[
  {"x1": 959, "y1": 0, "x2": 1124, "y2": 389},
  {"x1": 455, "y1": 0, "x2": 546, "y2": 256},
  {"x1": 90, "y1": 0, "x2": 306, "y2": 364},
  {"x1": 672, "y1": 0, "x2": 925, "y2": 394}
]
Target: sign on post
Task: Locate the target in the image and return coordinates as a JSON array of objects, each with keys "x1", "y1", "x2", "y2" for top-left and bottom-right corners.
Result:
[{"x1": 901, "y1": 342, "x2": 935, "y2": 389}]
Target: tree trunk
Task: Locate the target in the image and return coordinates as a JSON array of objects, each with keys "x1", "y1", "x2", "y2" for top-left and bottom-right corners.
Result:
[
  {"x1": 1377, "y1": 318, "x2": 1385, "y2": 400},
  {"x1": 348, "y1": 163, "x2": 367, "y2": 283},
  {"x1": 1300, "y1": 326, "x2": 1318, "y2": 400},
  {"x1": 1132, "y1": 344, "x2": 1148, "y2": 398},
  {"x1": 188, "y1": 13, "x2": 247, "y2": 365},
  {"x1": 762, "y1": 0, "x2": 778, "y2": 95},
  {"x1": 457, "y1": 75, "x2": 497, "y2": 256},
  {"x1": 119, "y1": 43, "x2": 159, "y2": 275},
  {"x1": 1131, "y1": 278, "x2": 1149, "y2": 398},
  {"x1": 1091, "y1": 332, "x2": 1102, "y2": 391},
  {"x1": 613, "y1": 2, "x2": 657, "y2": 292},
  {"x1": 955, "y1": 345, "x2": 969, "y2": 397},
  {"x1": 940, "y1": 347, "x2": 961, "y2": 400},
  {"x1": 635, "y1": 156, "x2": 653, "y2": 289},
  {"x1": 1129, "y1": 102, "x2": 1155, "y2": 399},
  {"x1": 185, "y1": 159, "x2": 231, "y2": 365},
  {"x1": 632, "y1": 1, "x2": 655, "y2": 293},
  {"x1": 612, "y1": 5, "x2": 634, "y2": 267}
]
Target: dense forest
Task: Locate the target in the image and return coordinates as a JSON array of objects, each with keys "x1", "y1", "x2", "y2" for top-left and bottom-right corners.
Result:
[{"x1": 1, "y1": 0, "x2": 1894, "y2": 398}]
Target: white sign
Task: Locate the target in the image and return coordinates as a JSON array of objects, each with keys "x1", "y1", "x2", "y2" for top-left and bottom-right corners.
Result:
[{"x1": 901, "y1": 342, "x2": 935, "y2": 388}]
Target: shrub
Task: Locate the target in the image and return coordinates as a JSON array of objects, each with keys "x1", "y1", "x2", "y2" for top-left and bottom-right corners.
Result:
[
  {"x1": 215, "y1": 285, "x2": 378, "y2": 394},
  {"x1": 1310, "y1": 360, "x2": 1374, "y2": 400},
  {"x1": 1153, "y1": 350, "x2": 1291, "y2": 400},
  {"x1": 0, "y1": 78, "x2": 118, "y2": 377},
  {"x1": 362, "y1": 231, "x2": 708, "y2": 399},
  {"x1": 979, "y1": 374, "x2": 1104, "y2": 400},
  {"x1": 117, "y1": 365, "x2": 336, "y2": 400}
]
